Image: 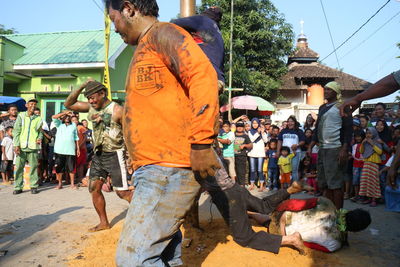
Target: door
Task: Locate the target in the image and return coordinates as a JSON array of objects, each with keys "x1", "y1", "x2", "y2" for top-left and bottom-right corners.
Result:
[{"x1": 43, "y1": 99, "x2": 65, "y2": 126}]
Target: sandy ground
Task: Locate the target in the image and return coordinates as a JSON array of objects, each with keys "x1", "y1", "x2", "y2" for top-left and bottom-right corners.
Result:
[{"x1": 1, "y1": 182, "x2": 399, "y2": 267}]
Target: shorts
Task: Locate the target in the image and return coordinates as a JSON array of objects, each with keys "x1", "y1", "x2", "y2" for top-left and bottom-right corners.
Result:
[
  {"x1": 55, "y1": 154, "x2": 76, "y2": 173},
  {"x1": 317, "y1": 148, "x2": 345, "y2": 190},
  {"x1": 90, "y1": 150, "x2": 128, "y2": 191},
  {"x1": 280, "y1": 172, "x2": 291, "y2": 184},
  {"x1": 0, "y1": 160, "x2": 13, "y2": 174}
]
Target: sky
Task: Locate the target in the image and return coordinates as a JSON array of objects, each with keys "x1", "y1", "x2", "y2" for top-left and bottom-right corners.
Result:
[{"x1": 1, "y1": 0, "x2": 399, "y2": 103}]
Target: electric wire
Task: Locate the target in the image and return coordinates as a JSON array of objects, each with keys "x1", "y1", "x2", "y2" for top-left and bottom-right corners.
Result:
[
  {"x1": 357, "y1": 41, "x2": 399, "y2": 72},
  {"x1": 321, "y1": 0, "x2": 391, "y2": 62},
  {"x1": 340, "y1": 10, "x2": 400, "y2": 60},
  {"x1": 91, "y1": 0, "x2": 104, "y2": 13},
  {"x1": 319, "y1": 0, "x2": 341, "y2": 69}
]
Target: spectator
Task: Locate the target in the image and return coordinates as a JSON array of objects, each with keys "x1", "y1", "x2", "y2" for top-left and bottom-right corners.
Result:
[
  {"x1": 244, "y1": 121, "x2": 251, "y2": 133},
  {"x1": 1, "y1": 126, "x2": 14, "y2": 184},
  {"x1": 359, "y1": 115, "x2": 369, "y2": 132},
  {"x1": 370, "y1": 103, "x2": 392, "y2": 126},
  {"x1": 375, "y1": 119, "x2": 394, "y2": 200},
  {"x1": 52, "y1": 110, "x2": 80, "y2": 189},
  {"x1": 278, "y1": 146, "x2": 295, "y2": 189},
  {"x1": 248, "y1": 118, "x2": 268, "y2": 191},
  {"x1": 308, "y1": 82, "x2": 353, "y2": 209},
  {"x1": 350, "y1": 130, "x2": 365, "y2": 203},
  {"x1": 359, "y1": 127, "x2": 383, "y2": 207},
  {"x1": 33, "y1": 107, "x2": 50, "y2": 183},
  {"x1": 339, "y1": 70, "x2": 400, "y2": 189},
  {"x1": 303, "y1": 113, "x2": 316, "y2": 130},
  {"x1": 81, "y1": 119, "x2": 93, "y2": 161},
  {"x1": 266, "y1": 139, "x2": 279, "y2": 190},
  {"x1": 0, "y1": 104, "x2": 18, "y2": 140},
  {"x1": 300, "y1": 156, "x2": 318, "y2": 194},
  {"x1": 270, "y1": 125, "x2": 280, "y2": 140},
  {"x1": 277, "y1": 116, "x2": 306, "y2": 182},
  {"x1": 13, "y1": 98, "x2": 43, "y2": 195},
  {"x1": 280, "y1": 121, "x2": 287, "y2": 130},
  {"x1": 233, "y1": 121, "x2": 252, "y2": 186},
  {"x1": 72, "y1": 116, "x2": 87, "y2": 183},
  {"x1": 217, "y1": 121, "x2": 236, "y2": 181}
]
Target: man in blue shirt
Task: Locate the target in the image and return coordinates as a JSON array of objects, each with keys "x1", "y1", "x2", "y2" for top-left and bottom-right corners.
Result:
[
  {"x1": 172, "y1": 6, "x2": 225, "y2": 91},
  {"x1": 52, "y1": 110, "x2": 80, "y2": 189}
]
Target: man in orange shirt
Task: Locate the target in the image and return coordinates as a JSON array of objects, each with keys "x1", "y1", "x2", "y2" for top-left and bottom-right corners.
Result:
[{"x1": 105, "y1": 0, "x2": 220, "y2": 266}]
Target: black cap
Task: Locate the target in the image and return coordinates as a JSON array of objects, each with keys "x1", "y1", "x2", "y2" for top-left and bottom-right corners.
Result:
[
  {"x1": 236, "y1": 122, "x2": 245, "y2": 127},
  {"x1": 84, "y1": 81, "x2": 107, "y2": 98}
]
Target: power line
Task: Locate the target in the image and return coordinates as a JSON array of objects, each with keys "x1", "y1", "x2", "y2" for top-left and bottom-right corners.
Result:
[
  {"x1": 365, "y1": 50, "x2": 399, "y2": 79},
  {"x1": 340, "y1": 10, "x2": 400, "y2": 60},
  {"x1": 321, "y1": 0, "x2": 391, "y2": 62},
  {"x1": 91, "y1": 0, "x2": 104, "y2": 13},
  {"x1": 319, "y1": 0, "x2": 340, "y2": 69},
  {"x1": 358, "y1": 41, "x2": 399, "y2": 72}
]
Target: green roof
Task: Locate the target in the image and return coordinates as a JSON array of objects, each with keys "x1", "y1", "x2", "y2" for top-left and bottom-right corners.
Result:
[{"x1": 3, "y1": 30, "x2": 125, "y2": 65}]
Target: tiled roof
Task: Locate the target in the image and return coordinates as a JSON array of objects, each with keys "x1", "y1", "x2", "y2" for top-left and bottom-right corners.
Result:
[
  {"x1": 290, "y1": 47, "x2": 319, "y2": 59},
  {"x1": 3, "y1": 30, "x2": 124, "y2": 65},
  {"x1": 280, "y1": 62, "x2": 372, "y2": 91}
]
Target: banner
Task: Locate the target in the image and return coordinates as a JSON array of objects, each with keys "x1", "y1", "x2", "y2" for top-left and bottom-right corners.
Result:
[{"x1": 103, "y1": 10, "x2": 112, "y2": 100}]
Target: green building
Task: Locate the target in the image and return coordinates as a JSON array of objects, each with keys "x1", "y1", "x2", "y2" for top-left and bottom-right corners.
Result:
[{"x1": 0, "y1": 30, "x2": 133, "y2": 124}]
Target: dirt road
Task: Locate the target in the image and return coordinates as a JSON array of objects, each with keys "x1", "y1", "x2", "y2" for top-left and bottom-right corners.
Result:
[{"x1": 1, "y1": 183, "x2": 399, "y2": 267}]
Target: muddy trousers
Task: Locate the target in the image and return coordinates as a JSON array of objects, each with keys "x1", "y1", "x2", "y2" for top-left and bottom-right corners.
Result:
[{"x1": 205, "y1": 182, "x2": 290, "y2": 254}]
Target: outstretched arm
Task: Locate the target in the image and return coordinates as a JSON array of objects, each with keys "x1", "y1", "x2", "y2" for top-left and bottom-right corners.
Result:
[
  {"x1": 64, "y1": 80, "x2": 92, "y2": 112},
  {"x1": 340, "y1": 71, "x2": 400, "y2": 116}
]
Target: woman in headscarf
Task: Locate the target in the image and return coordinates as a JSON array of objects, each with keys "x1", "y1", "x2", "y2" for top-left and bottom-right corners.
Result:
[
  {"x1": 359, "y1": 127, "x2": 383, "y2": 207},
  {"x1": 375, "y1": 119, "x2": 394, "y2": 198},
  {"x1": 248, "y1": 118, "x2": 269, "y2": 191}
]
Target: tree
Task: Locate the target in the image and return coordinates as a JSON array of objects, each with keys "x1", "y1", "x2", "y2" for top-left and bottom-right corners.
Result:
[
  {"x1": 0, "y1": 24, "x2": 17, "y2": 35},
  {"x1": 200, "y1": 0, "x2": 294, "y2": 101}
]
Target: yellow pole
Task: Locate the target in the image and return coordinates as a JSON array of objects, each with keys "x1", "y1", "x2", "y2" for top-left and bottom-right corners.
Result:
[
  {"x1": 228, "y1": 0, "x2": 234, "y2": 122},
  {"x1": 180, "y1": 0, "x2": 196, "y2": 17},
  {"x1": 103, "y1": 9, "x2": 112, "y2": 100}
]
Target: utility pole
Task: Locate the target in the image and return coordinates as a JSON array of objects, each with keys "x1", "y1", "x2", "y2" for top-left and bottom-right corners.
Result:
[{"x1": 180, "y1": 0, "x2": 195, "y2": 17}]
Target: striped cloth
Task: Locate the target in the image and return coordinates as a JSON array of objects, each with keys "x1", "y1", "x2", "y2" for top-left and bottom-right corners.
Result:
[{"x1": 359, "y1": 161, "x2": 381, "y2": 199}]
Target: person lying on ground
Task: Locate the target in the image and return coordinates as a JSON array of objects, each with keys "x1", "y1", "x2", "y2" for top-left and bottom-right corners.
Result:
[
  {"x1": 198, "y1": 156, "x2": 311, "y2": 255},
  {"x1": 249, "y1": 197, "x2": 371, "y2": 253}
]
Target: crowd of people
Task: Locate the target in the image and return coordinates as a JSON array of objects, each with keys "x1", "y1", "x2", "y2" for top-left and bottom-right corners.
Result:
[
  {"x1": 0, "y1": 101, "x2": 97, "y2": 192},
  {"x1": 216, "y1": 100, "x2": 399, "y2": 210}
]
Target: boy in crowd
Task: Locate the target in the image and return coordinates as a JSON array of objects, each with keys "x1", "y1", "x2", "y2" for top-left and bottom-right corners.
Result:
[
  {"x1": 218, "y1": 121, "x2": 236, "y2": 181},
  {"x1": 278, "y1": 146, "x2": 295, "y2": 189},
  {"x1": 233, "y1": 121, "x2": 252, "y2": 186},
  {"x1": 266, "y1": 139, "x2": 279, "y2": 190},
  {"x1": 1, "y1": 126, "x2": 14, "y2": 184}
]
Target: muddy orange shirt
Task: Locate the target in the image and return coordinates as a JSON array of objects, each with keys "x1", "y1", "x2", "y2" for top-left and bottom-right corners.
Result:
[{"x1": 124, "y1": 22, "x2": 219, "y2": 170}]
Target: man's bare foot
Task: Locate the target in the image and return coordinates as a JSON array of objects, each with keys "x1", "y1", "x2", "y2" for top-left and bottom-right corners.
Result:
[
  {"x1": 281, "y1": 232, "x2": 306, "y2": 255},
  {"x1": 287, "y1": 181, "x2": 313, "y2": 194},
  {"x1": 70, "y1": 185, "x2": 78, "y2": 190},
  {"x1": 55, "y1": 185, "x2": 62, "y2": 190},
  {"x1": 287, "y1": 181, "x2": 302, "y2": 194},
  {"x1": 88, "y1": 223, "x2": 110, "y2": 232},
  {"x1": 249, "y1": 184, "x2": 255, "y2": 191}
]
